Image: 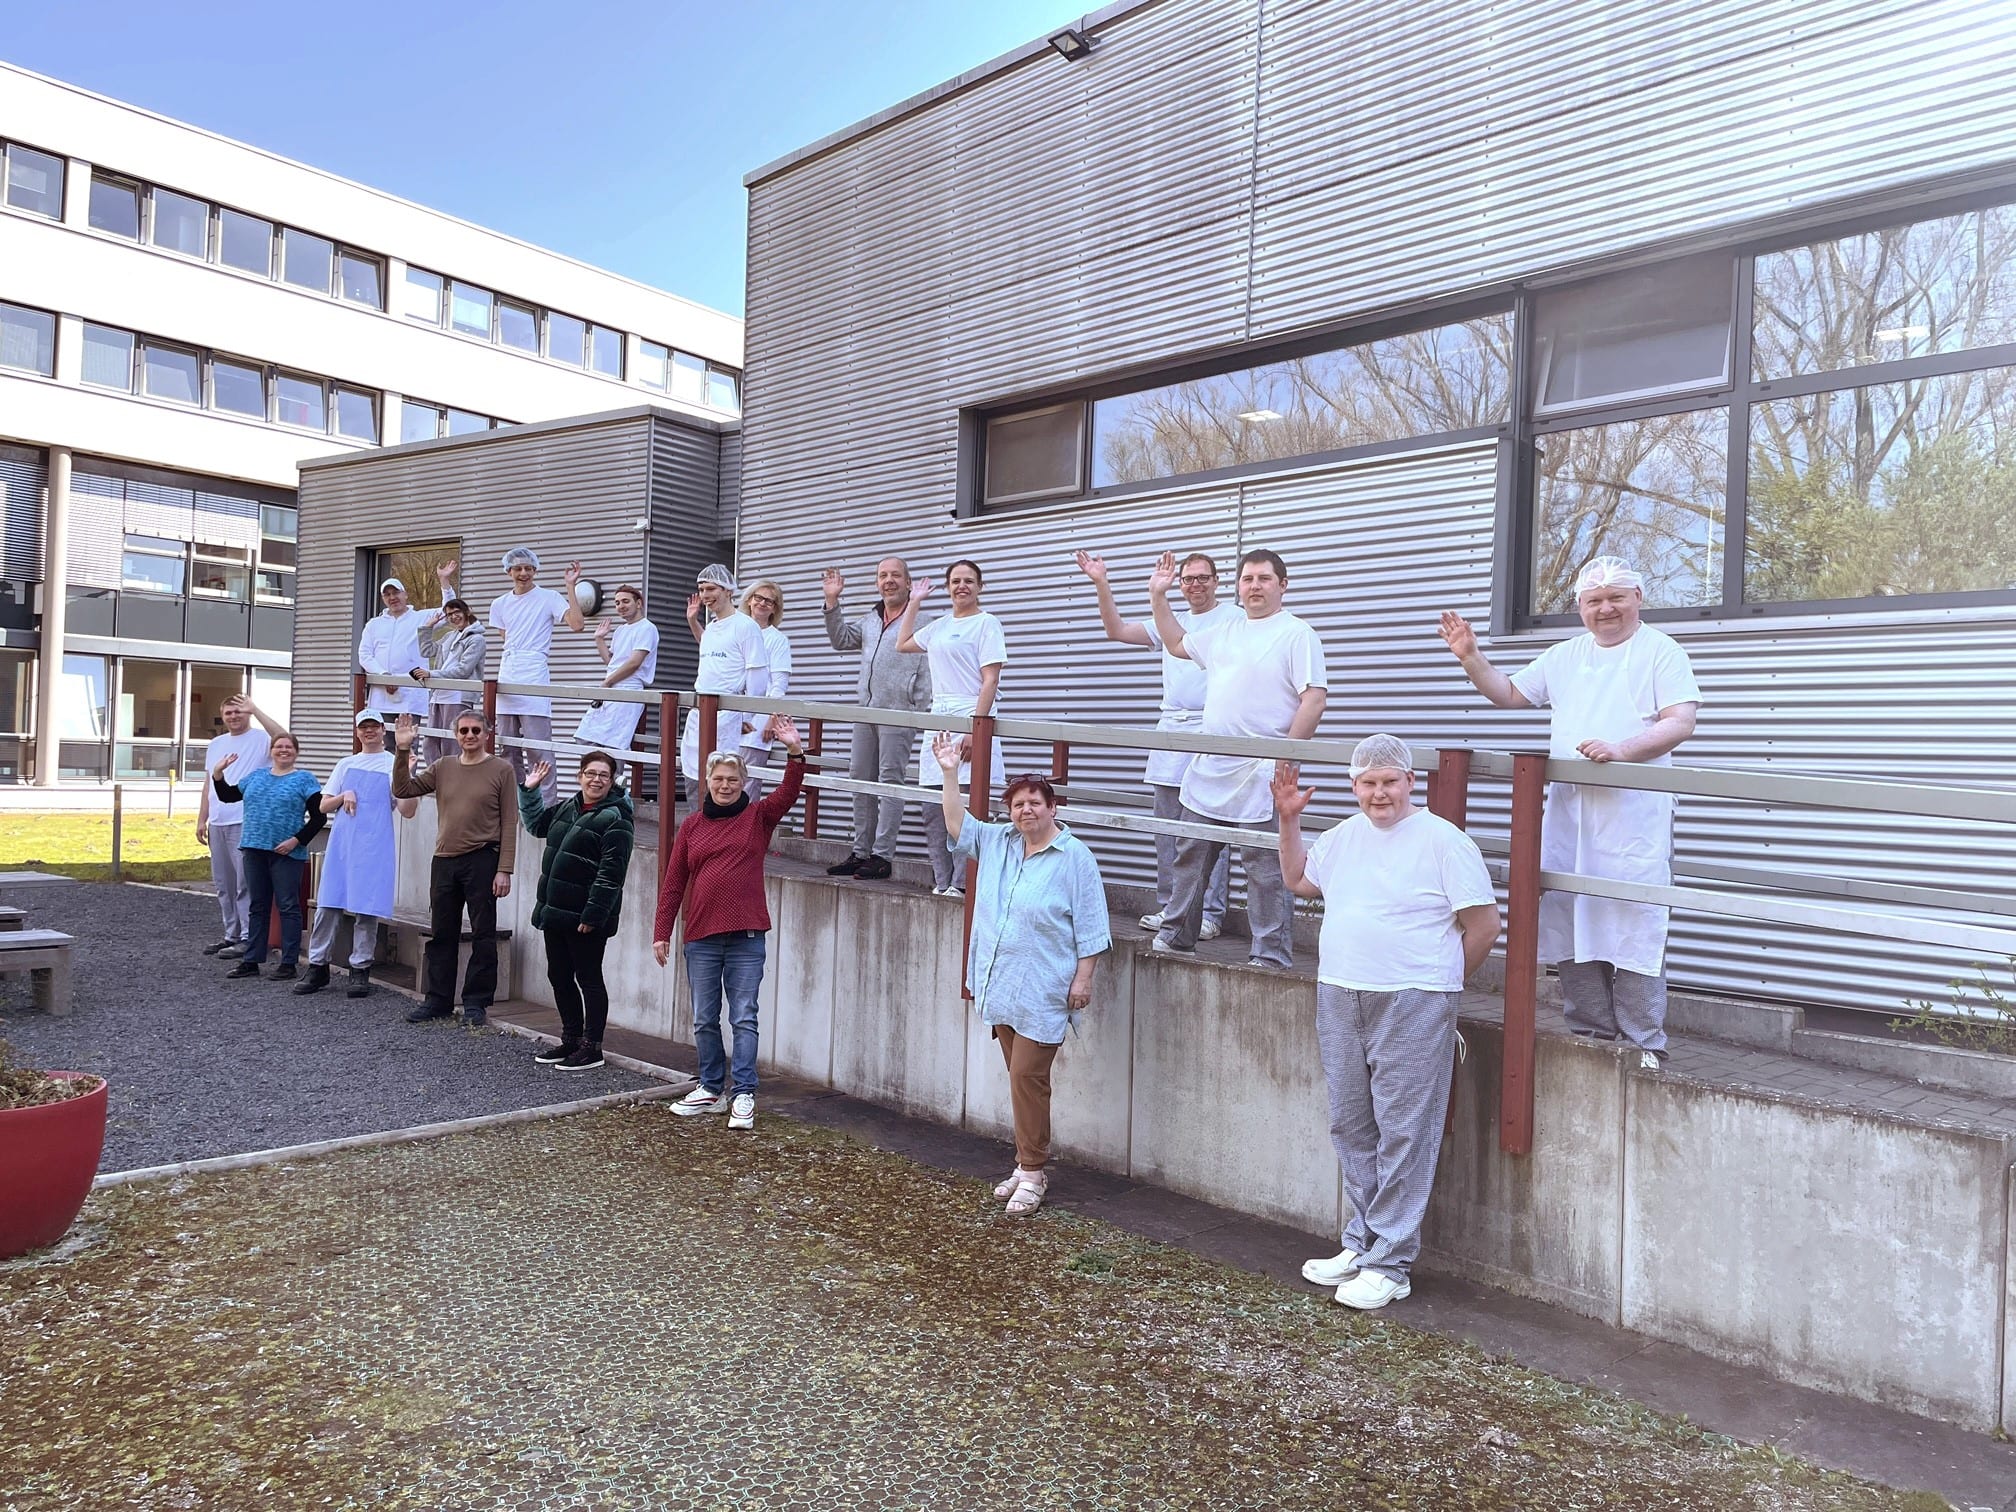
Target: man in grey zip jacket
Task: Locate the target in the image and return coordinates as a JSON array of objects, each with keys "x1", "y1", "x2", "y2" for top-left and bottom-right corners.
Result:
[{"x1": 821, "y1": 556, "x2": 932, "y2": 880}]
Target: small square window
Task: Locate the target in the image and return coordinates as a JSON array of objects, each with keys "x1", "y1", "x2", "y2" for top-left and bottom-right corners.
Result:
[
  {"x1": 141, "y1": 342, "x2": 202, "y2": 405},
  {"x1": 276, "y1": 373, "x2": 326, "y2": 430},
  {"x1": 80, "y1": 323, "x2": 135, "y2": 389},
  {"x1": 219, "y1": 209, "x2": 274, "y2": 275},
  {"x1": 211, "y1": 358, "x2": 266, "y2": 418},
  {"x1": 1533, "y1": 255, "x2": 1734, "y2": 416},
  {"x1": 589, "y1": 325, "x2": 623, "y2": 377},
  {"x1": 449, "y1": 282, "x2": 493, "y2": 338},
  {"x1": 400, "y1": 401, "x2": 444, "y2": 444},
  {"x1": 445, "y1": 408, "x2": 489, "y2": 436},
  {"x1": 637, "y1": 340, "x2": 669, "y2": 389},
  {"x1": 498, "y1": 302, "x2": 538, "y2": 353},
  {"x1": 88, "y1": 174, "x2": 141, "y2": 239},
  {"x1": 983, "y1": 404, "x2": 1087, "y2": 506},
  {"x1": 337, "y1": 250, "x2": 382, "y2": 308},
  {"x1": 546, "y1": 312, "x2": 586, "y2": 366},
  {"x1": 281, "y1": 229, "x2": 335, "y2": 293},
  {"x1": 402, "y1": 268, "x2": 445, "y2": 325},
  {"x1": 3, "y1": 145, "x2": 64, "y2": 218},
  {"x1": 150, "y1": 189, "x2": 210, "y2": 258},
  {"x1": 670, "y1": 350, "x2": 705, "y2": 403},
  {"x1": 0, "y1": 302, "x2": 55, "y2": 377},
  {"x1": 706, "y1": 367, "x2": 740, "y2": 412},
  {"x1": 335, "y1": 387, "x2": 378, "y2": 441},
  {"x1": 256, "y1": 568, "x2": 295, "y2": 603}
]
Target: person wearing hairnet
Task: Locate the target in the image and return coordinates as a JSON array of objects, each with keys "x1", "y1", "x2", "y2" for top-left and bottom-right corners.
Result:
[
  {"x1": 680, "y1": 564, "x2": 772, "y2": 795},
  {"x1": 1438, "y1": 557, "x2": 1703, "y2": 1069},
  {"x1": 1274, "y1": 736, "x2": 1498, "y2": 1310},
  {"x1": 469, "y1": 547, "x2": 586, "y2": 807}
]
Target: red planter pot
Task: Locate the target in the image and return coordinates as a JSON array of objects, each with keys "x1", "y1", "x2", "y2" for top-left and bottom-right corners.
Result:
[{"x1": 0, "y1": 1073, "x2": 108, "y2": 1260}]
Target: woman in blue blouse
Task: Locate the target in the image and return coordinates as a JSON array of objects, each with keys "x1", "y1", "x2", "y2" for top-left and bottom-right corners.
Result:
[
  {"x1": 933, "y1": 731, "x2": 1111, "y2": 1216},
  {"x1": 212, "y1": 729, "x2": 325, "y2": 981}
]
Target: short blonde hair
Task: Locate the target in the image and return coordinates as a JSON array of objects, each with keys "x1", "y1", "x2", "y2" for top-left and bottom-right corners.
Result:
[
  {"x1": 741, "y1": 578, "x2": 786, "y2": 628},
  {"x1": 705, "y1": 750, "x2": 747, "y2": 780}
]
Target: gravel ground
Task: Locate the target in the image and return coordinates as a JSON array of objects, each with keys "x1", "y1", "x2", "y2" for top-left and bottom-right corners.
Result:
[{"x1": 0, "y1": 880, "x2": 658, "y2": 1171}]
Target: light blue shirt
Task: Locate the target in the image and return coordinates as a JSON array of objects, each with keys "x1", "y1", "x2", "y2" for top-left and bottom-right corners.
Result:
[{"x1": 947, "y1": 819, "x2": 1112, "y2": 1044}]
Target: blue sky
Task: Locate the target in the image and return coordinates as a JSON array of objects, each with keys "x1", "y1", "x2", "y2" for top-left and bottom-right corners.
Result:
[{"x1": 4, "y1": 1, "x2": 1099, "y2": 316}]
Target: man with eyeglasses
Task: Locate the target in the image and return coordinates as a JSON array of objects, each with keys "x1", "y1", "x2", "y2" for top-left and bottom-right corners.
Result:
[
  {"x1": 1147, "y1": 548, "x2": 1328, "y2": 970},
  {"x1": 391, "y1": 708, "x2": 518, "y2": 1028},
  {"x1": 820, "y1": 557, "x2": 932, "y2": 881},
  {"x1": 1074, "y1": 549, "x2": 1237, "y2": 939}
]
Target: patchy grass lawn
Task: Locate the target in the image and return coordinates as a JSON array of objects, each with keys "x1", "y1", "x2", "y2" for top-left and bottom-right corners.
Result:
[
  {"x1": 0, "y1": 1105, "x2": 1947, "y2": 1511},
  {"x1": 0, "y1": 812, "x2": 210, "y2": 882}
]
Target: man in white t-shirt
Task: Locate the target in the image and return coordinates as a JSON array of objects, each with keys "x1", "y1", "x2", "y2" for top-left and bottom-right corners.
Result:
[
  {"x1": 1439, "y1": 556, "x2": 1702, "y2": 1070},
  {"x1": 455, "y1": 546, "x2": 586, "y2": 806},
  {"x1": 680, "y1": 563, "x2": 771, "y2": 791},
  {"x1": 1276, "y1": 735, "x2": 1499, "y2": 1312},
  {"x1": 195, "y1": 693, "x2": 272, "y2": 957},
  {"x1": 1075, "y1": 548, "x2": 1236, "y2": 939},
  {"x1": 1147, "y1": 548, "x2": 1328, "y2": 969},
  {"x1": 574, "y1": 584, "x2": 660, "y2": 757},
  {"x1": 356, "y1": 577, "x2": 429, "y2": 721}
]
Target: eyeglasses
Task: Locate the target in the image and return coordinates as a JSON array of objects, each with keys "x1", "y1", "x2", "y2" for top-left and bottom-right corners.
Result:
[
  {"x1": 1178, "y1": 574, "x2": 1216, "y2": 585},
  {"x1": 749, "y1": 594, "x2": 779, "y2": 607}
]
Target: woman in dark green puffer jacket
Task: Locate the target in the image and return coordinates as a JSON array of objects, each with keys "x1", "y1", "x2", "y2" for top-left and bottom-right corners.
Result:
[{"x1": 517, "y1": 750, "x2": 636, "y2": 1071}]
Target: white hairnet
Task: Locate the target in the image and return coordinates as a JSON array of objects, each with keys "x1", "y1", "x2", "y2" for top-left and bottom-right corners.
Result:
[
  {"x1": 1348, "y1": 733, "x2": 1414, "y2": 779},
  {"x1": 696, "y1": 563, "x2": 738, "y2": 595},
  {"x1": 1574, "y1": 555, "x2": 1644, "y2": 594},
  {"x1": 500, "y1": 546, "x2": 541, "y2": 571}
]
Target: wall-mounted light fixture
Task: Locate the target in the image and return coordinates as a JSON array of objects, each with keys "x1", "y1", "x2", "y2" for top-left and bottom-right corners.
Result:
[
  {"x1": 572, "y1": 578, "x2": 604, "y2": 617},
  {"x1": 1048, "y1": 27, "x2": 1093, "y2": 61}
]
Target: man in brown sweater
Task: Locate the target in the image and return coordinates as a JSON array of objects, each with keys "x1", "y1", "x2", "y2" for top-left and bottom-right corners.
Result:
[{"x1": 392, "y1": 709, "x2": 517, "y2": 1026}]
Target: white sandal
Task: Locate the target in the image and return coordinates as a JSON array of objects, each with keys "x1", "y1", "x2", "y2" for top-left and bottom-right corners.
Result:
[
  {"x1": 1005, "y1": 1170, "x2": 1048, "y2": 1216},
  {"x1": 993, "y1": 1168, "x2": 1024, "y2": 1201}
]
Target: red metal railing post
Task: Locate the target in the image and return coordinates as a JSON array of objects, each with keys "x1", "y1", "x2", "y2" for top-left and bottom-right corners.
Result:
[
  {"x1": 481, "y1": 678, "x2": 499, "y2": 756},
  {"x1": 351, "y1": 671, "x2": 368, "y2": 753},
  {"x1": 961, "y1": 713, "x2": 996, "y2": 1001},
  {"x1": 1050, "y1": 738, "x2": 1069, "y2": 806},
  {"x1": 1501, "y1": 751, "x2": 1546, "y2": 1156},
  {"x1": 1432, "y1": 747, "x2": 1472, "y2": 829},
  {"x1": 804, "y1": 717, "x2": 824, "y2": 840},
  {"x1": 657, "y1": 692, "x2": 680, "y2": 888}
]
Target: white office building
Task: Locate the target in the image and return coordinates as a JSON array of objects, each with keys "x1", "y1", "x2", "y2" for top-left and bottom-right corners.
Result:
[{"x1": 0, "y1": 61, "x2": 743, "y2": 786}]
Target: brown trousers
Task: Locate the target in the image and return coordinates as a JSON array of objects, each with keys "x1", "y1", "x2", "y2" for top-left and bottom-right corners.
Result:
[{"x1": 994, "y1": 1024, "x2": 1062, "y2": 1171}]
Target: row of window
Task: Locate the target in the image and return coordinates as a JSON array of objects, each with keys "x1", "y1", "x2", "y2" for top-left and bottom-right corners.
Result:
[
  {"x1": 116, "y1": 502, "x2": 298, "y2": 605},
  {"x1": 1, "y1": 136, "x2": 742, "y2": 413},
  {"x1": 976, "y1": 193, "x2": 2016, "y2": 623}
]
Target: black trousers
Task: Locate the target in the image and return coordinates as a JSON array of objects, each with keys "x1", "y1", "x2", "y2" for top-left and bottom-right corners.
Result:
[
  {"x1": 426, "y1": 844, "x2": 499, "y2": 1011},
  {"x1": 543, "y1": 924, "x2": 612, "y2": 1045}
]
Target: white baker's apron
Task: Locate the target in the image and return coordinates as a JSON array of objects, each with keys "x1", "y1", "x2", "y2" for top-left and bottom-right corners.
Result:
[
  {"x1": 318, "y1": 766, "x2": 396, "y2": 919},
  {"x1": 1144, "y1": 708, "x2": 1201, "y2": 788},
  {"x1": 917, "y1": 692, "x2": 1006, "y2": 793},
  {"x1": 576, "y1": 693, "x2": 645, "y2": 755},
  {"x1": 1538, "y1": 642, "x2": 1675, "y2": 977},
  {"x1": 495, "y1": 645, "x2": 551, "y2": 717}
]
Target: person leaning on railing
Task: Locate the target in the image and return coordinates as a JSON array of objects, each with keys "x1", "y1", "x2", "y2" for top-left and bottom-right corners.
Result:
[
  {"x1": 518, "y1": 750, "x2": 636, "y2": 1074},
  {"x1": 413, "y1": 560, "x2": 486, "y2": 769},
  {"x1": 934, "y1": 731, "x2": 1112, "y2": 1218},
  {"x1": 819, "y1": 557, "x2": 931, "y2": 882},
  {"x1": 655, "y1": 718, "x2": 807, "y2": 1133}
]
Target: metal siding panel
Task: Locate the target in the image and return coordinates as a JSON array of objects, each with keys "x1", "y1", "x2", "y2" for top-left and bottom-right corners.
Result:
[
  {"x1": 644, "y1": 415, "x2": 722, "y2": 695},
  {"x1": 717, "y1": 429, "x2": 742, "y2": 535},
  {"x1": 67, "y1": 470, "x2": 123, "y2": 590},
  {"x1": 0, "y1": 446, "x2": 45, "y2": 580}
]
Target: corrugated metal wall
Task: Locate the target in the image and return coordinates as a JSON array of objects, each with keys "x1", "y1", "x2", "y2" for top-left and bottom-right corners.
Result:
[
  {"x1": 717, "y1": 429, "x2": 742, "y2": 539},
  {"x1": 738, "y1": 0, "x2": 2016, "y2": 1016},
  {"x1": 295, "y1": 416, "x2": 652, "y2": 774},
  {"x1": 643, "y1": 415, "x2": 726, "y2": 695}
]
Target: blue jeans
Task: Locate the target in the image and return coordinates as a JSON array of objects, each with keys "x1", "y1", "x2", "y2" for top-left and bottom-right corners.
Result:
[
  {"x1": 241, "y1": 849, "x2": 306, "y2": 965},
  {"x1": 685, "y1": 930, "x2": 765, "y2": 1096}
]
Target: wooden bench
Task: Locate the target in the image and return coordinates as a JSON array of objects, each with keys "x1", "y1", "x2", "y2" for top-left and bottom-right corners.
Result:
[
  {"x1": 0, "y1": 929, "x2": 75, "y2": 1015},
  {"x1": 0, "y1": 905, "x2": 26, "y2": 932},
  {"x1": 389, "y1": 914, "x2": 514, "y2": 1004}
]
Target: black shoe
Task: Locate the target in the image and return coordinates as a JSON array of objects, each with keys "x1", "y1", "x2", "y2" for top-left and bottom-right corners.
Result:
[
  {"x1": 854, "y1": 856, "x2": 893, "y2": 880},
  {"x1": 534, "y1": 1040, "x2": 576, "y2": 1065},
  {"x1": 346, "y1": 967, "x2": 372, "y2": 998},
  {"x1": 405, "y1": 1001, "x2": 454, "y2": 1023},
  {"x1": 203, "y1": 939, "x2": 237, "y2": 956},
  {"x1": 462, "y1": 1007, "x2": 489, "y2": 1028},
  {"x1": 292, "y1": 964, "x2": 331, "y2": 996},
  {"x1": 272, "y1": 963, "x2": 297, "y2": 981},
  {"x1": 556, "y1": 1042, "x2": 604, "y2": 1071},
  {"x1": 825, "y1": 854, "x2": 867, "y2": 876},
  {"x1": 225, "y1": 961, "x2": 261, "y2": 979}
]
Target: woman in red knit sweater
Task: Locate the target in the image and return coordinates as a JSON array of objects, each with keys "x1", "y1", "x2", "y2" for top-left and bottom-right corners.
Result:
[{"x1": 654, "y1": 716, "x2": 805, "y2": 1131}]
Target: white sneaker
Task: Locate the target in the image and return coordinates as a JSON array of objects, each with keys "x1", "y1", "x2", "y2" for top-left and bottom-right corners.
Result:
[
  {"x1": 728, "y1": 1092, "x2": 755, "y2": 1130},
  {"x1": 1199, "y1": 920, "x2": 1222, "y2": 941},
  {"x1": 942, "y1": 885, "x2": 964, "y2": 898},
  {"x1": 1301, "y1": 1249, "x2": 1360, "y2": 1286},
  {"x1": 1138, "y1": 911, "x2": 1166, "y2": 931},
  {"x1": 1638, "y1": 1051, "x2": 1663, "y2": 1072},
  {"x1": 1150, "y1": 936, "x2": 1190, "y2": 955},
  {"x1": 1334, "y1": 1270, "x2": 1410, "y2": 1310},
  {"x1": 671, "y1": 1087, "x2": 729, "y2": 1117}
]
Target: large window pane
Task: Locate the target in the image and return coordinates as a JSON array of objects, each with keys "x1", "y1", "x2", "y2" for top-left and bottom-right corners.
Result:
[
  {"x1": 1746, "y1": 367, "x2": 2016, "y2": 603},
  {"x1": 400, "y1": 401, "x2": 444, "y2": 444},
  {"x1": 0, "y1": 651, "x2": 33, "y2": 733},
  {"x1": 589, "y1": 325, "x2": 623, "y2": 377},
  {"x1": 150, "y1": 188, "x2": 209, "y2": 257},
  {"x1": 121, "y1": 537, "x2": 185, "y2": 595},
  {"x1": 80, "y1": 323, "x2": 135, "y2": 389},
  {"x1": 445, "y1": 408, "x2": 489, "y2": 436},
  {"x1": 142, "y1": 342, "x2": 202, "y2": 405},
  {"x1": 260, "y1": 504, "x2": 298, "y2": 565},
  {"x1": 546, "y1": 311, "x2": 586, "y2": 365},
  {"x1": 670, "y1": 350, "x2": 706, "y2": 403},
  {"x1": 1533, "y1": 256, "x2": 1733, "y2": 415},
  {"x1": 334, "y1": 387, "x2": 378, "y2": 441},
  {"x1": 498, "y1": 301, "x2": 538, "y2": 352},
  {"x1": 211, "y1": 358, "x2": 266, "y2": 417},
  {"x1": 983, "y1": 404, "x2": 1086, "y2": 506},
  {"x1": 251, "y1": 668, "x2": 292, "y2": 731},
  {"x1": 706, "y1": 367, "x2": 740, "y2": 412},
  {"x1": 218, "y1": 209, "x2": 274, "y2": 274},
  {"x1": 402, "y1": 267, "x2": 445, "y2": 324},
  {"x1": 1531, "y1": 409, "x2": 1727, "y2": 614},
  {"x1": 191, "y1": 552, "x2": 250, "y2": 600},
  {"x1": 281, "y1": 229, "x2": 334, "y2": 293},
  {"x1": 188, "y1": 664, "x2": 243, "y2": 748},
  {"x1": 449, "y1": 282, "x2": 494, "y2": 338},
  {"x1": 117, "y1": 660, "x2": 178, "y2": 746},
  {"x1": 57, "y1": 655, "x2": 109, "y2": 740},
  {"x1": 4, "y1": 144, "x2": 64, "y2": 217},
  {"x1": 88, "y1": 174, "x2": 140, "y2": 238},
  {"x1": 636, "y1": 340, "x2": 669, "y2": 389},
  {"x1": 1754, "y1": 206, "x2": 2016, "y2": 380},
  {"x1": 276, "y1": 373, "x2": 326, "y2": 430},
  {"x1": 0, "y1": 303, "x2": 55, "y2": 377},
  {"x1": 337, "y1": 250, "x2": 382, "y2": 308}
]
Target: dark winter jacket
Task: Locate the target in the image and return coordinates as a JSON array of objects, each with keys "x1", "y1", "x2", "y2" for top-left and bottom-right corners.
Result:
[{"x1": 518, "y1": 784, "x2": 636, "y2": 933}]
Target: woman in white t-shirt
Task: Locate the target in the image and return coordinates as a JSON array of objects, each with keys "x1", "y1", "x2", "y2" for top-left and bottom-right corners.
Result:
[
  {"x1": 897, "y1": 559, "x2": 1007, "y2": 895},
  {"x1": 739, "y1": 579, "x2": 793, "y2": 799},
  {"x1": 679, "y1": 564, "x2": 771, "y2": 793}
]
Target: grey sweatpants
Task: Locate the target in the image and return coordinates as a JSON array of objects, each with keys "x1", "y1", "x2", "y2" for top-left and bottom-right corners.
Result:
[
  {"x1": 1151, "y1": 784, "x2": 1228, "y2": 924},
  {"x1": 851, "y1": 721, "x2": 920, "y2": 861},
  {"x1": 208, "y1": 822, "x2": 250, "y2": 942},
  {"x1": 1556, "y1": 959, "x2": 1668, "y2": 1056},
  {"x1": 1157, "y1": 804, "x2": 1293, "y2": 966},
  {"x1": 496, "y1": 713, "x2": 555, "y2": 806},
  {"x1": 922, "y1": 804, "x2": 958, "y2": 890},
  {"x1": 308, "y1": 906, "x2": 380, "y2": 971},
  {"x1": 1316, "y1": 984, "x2": 1459, "y2": 1283}
]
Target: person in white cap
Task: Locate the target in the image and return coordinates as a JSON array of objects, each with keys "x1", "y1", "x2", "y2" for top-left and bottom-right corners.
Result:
[
  {"x1": 356, "y1": 576, "x2": 429, "y2": 724},
  {"x1": 1438, "y1": 556, "x2": 1703, "y2": 1068},
  {"x1": 680, "y1": 564, "x2": 771, "y2": 796},
  {"x1": 1275, "y1": 736, "x2": 1499, "y2": 1311},
  {"x1": 574, "y1": 584, "x2": 660, "y2": 759},
  {"x1": 448, "y1": 548, "x2": 586, "y2": 806},
  {"x1": 295, "y1": 709, "x2": 418, "y2": 998}
]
